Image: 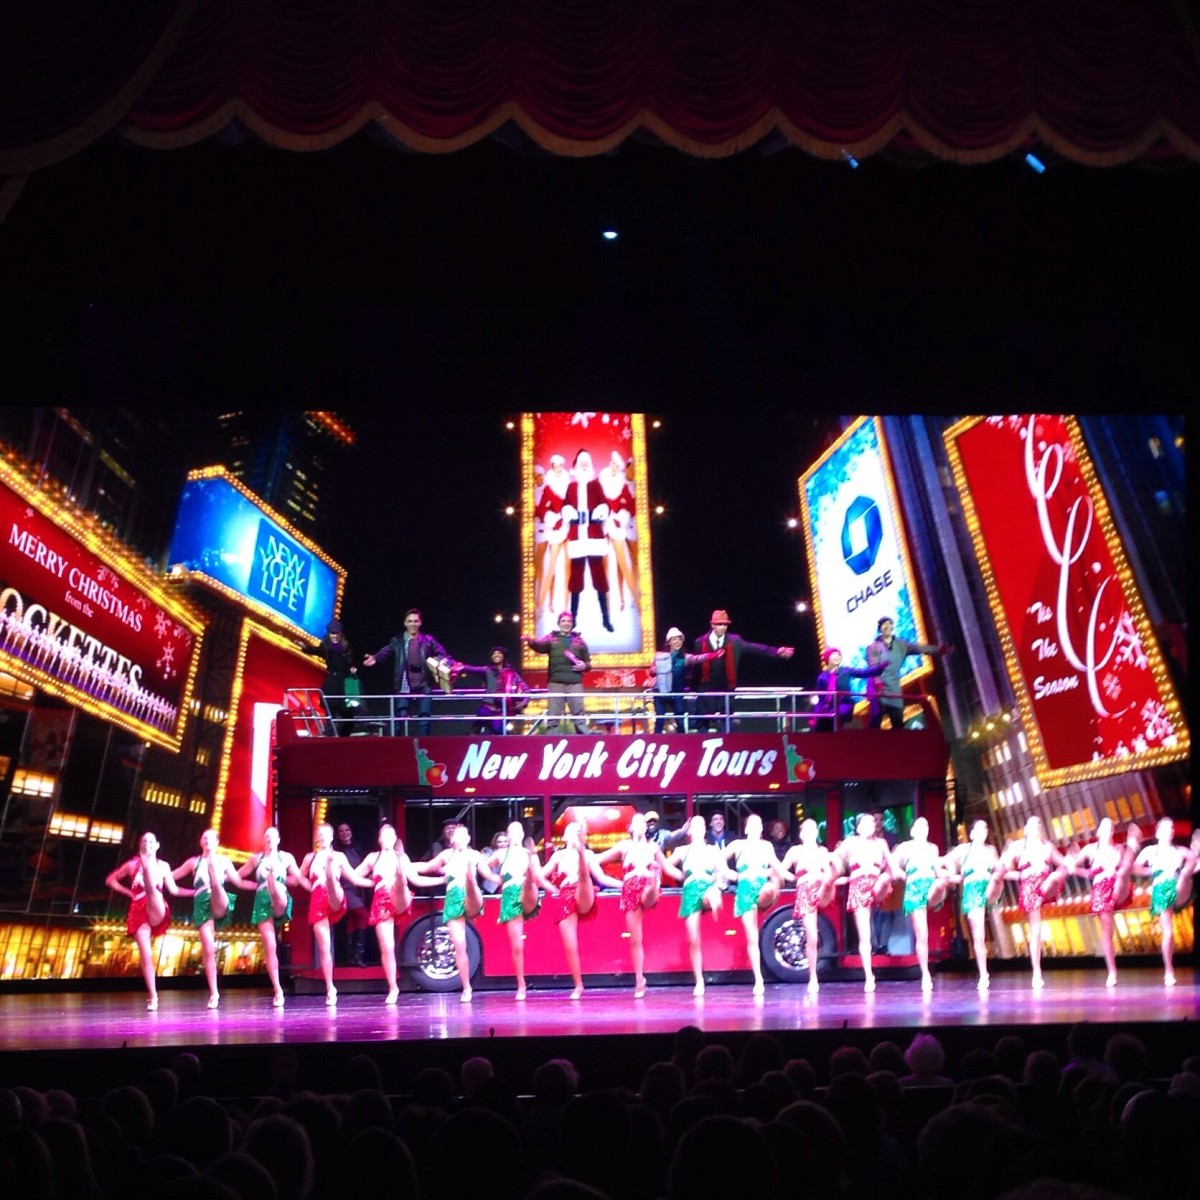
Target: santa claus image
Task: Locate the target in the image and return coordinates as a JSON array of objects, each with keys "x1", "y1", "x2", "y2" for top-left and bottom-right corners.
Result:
[{"x1": 562, "y1": 449, "x2": 613, "y2": 632}]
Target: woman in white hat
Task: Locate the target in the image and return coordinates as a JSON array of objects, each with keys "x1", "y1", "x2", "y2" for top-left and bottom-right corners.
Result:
[{"x1": 652, "y1": 628, "x2": 719, "y2": 733}]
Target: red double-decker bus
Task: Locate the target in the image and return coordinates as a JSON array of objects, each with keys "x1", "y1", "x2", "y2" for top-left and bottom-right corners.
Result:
[{"x1": 274, "y1": 691, "x2": 952, "y2": 994}]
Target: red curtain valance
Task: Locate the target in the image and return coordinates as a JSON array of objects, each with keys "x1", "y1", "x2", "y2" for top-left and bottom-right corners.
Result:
[{"x1": 3, "y1": 0, "x2": 1200, "y2": 181}]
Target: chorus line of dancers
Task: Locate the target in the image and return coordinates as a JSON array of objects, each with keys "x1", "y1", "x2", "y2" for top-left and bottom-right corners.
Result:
[{"x1": 109, "y1": 812, "x2": 1200, "y2": 1011}]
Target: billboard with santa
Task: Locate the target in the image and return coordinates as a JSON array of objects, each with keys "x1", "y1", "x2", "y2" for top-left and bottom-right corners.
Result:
[{"x1": 520, "y1": 413, "x2": 655, "y2": 667}]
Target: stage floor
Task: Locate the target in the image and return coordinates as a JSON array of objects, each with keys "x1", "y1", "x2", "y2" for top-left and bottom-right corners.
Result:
[{"x1": 3, "y1": 967, "x2": 1197, "y2": 1054}]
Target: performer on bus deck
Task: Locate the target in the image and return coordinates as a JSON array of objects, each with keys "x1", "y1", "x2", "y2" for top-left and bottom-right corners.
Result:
[
  {"x1": 987, "y1": 815, "x2": 1070, "y2": 991},
  {"x1": 940, "y1": 819, "x2": 999, "y2": 992},
  {"x1": 362, "y1": 608, "x2": 461, "y2": 736},
  {"x1": 340, "y1": 823, "x2": 443, "y2": 1004},
  {"x1": 458, "y1": 646, "x2": 531, "y2": 735},
  {"x1": 813, "y1": 646, "x2": 884, "y2": 731},
  {"x1": 832, "y1": 812, "x2": 893, "y2": 993},
  {"x1": 238, "y1": 825, "x2": 305, "y2": 1008},
  {"x1": 722, "y1": 814, "x2": 784, "y2": 995},
  {"x1": 864, "y1": 616, "x2": 951, "y2": 730},
  {"x1": 106, "y1": 832, "x2": 192, "y2": 1011},
  {"x1": 691, "y1": 610, "x2": 794, "y2": 733},
  {"x1": 423, "y1": 825, "x2": 497, "y2": 1002},
  {"x1": 523, "y1": 612, "x2": 592, "y2": 735},
  {"x1": 595, "y1": 812, "x2": 671, "y2": 998},
  {"x1": 779, "y1": 819, "x2": 837, "y2": 995},
  {"x1": 172, "y1": 828, "x2": 242, "y2": 1009}
]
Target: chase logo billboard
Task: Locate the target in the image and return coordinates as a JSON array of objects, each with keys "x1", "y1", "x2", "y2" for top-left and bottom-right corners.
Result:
[
  {"x1": 841, "y1": 495, "x2": 883, "y2": 575},
  {"x1": 167, "y1": 472, "x2": 342, "y2": 643},
  {"x1": 798, "y1": 418, "x2": 931, "y2": 697}
]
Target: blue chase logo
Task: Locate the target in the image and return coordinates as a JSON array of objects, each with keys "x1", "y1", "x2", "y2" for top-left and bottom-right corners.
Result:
[
  {"x1": 840, "y1": 495, "x2": 883, "y2": 575},
  {"x1": 248, "y1": 520, "x2": 310, "y2": 616}
]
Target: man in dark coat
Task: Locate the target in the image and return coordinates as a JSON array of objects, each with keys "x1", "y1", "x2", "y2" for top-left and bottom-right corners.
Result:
[{"x1": 691, "y1": 609, "x2": 794, "y2": 732}]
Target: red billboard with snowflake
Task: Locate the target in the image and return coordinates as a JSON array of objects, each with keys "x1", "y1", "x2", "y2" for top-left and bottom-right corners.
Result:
[
  {"x1": 945, "y1": 415, "x2": 1189, "y2": 787},
  {"x1": 0, "y1": 462, "x2": 205, "y2": 750}
]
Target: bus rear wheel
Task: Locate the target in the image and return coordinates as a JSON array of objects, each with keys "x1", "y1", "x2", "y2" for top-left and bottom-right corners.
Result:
[
  {"x1": 759, "y1": 908, "x2": 836, "y2": 984},
  {"x1": 400, "y1": 914, "x2": 482, "y2": 992}
]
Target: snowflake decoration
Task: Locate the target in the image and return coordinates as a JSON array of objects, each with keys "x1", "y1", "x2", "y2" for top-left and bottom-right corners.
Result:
[
  {"x1": 1112, "y1": 611, "x2": 1147, "y2": 669},
  {"x1": 1101, "y1": 672, "x2": 1121, "y2": 702},
  {"x1": 154, "y1": 611, "x2": 169, "y2": 639},
  {"x1": 1141, "y1": 699, "x2": 1173, "y2": 743},
  {"x1": 136, "y1": 596, "x2": 148, "y2": 609},
  {"x1": 1132, "y1": 735, "x2": 1148, "y2": 755},
  {"x1": 97, "y1": 567, "x2": 111, "y2": 585},
  {"x1": 156, "y1": 642, "x2": 176, "y2": 680},
  {"x1": 571, "y1": 412, "x2": 597, "y2": 429}
]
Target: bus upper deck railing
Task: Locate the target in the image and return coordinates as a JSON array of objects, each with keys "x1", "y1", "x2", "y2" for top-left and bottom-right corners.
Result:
[{"x1": 284, "y1": 686, "x2": 934, "y2": 738}]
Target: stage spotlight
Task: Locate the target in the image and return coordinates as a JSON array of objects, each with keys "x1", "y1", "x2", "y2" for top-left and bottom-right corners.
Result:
[
  {"x1": 602, "y1": 229, "x2": 618, "y2": 241},
  {"x1": 786, "y1": 516, "x2": 798, "y2": 529},
  {"x1": 504, "y1": 504, "x2": 515, "y2": 515},
  {"x1": 1025, "y1": 152, "x2": 1046, "y2": 174},
  {"x1": 794, "y1": 600, "x2": 810, "y2": 614}
]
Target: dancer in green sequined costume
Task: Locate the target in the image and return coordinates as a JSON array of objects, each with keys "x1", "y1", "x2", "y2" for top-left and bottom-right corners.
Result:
[
  {"x1": 942, "y1": 820, "x2": 999, "y2": 992},
  {"x1": 238, "y1": 826, "x2": 305, "y2": 1008},
  {"x1": 424, "y1": 825, "x2": 494, "y2": 1002},
  {"x1": 722, "y1": 814, "x2": 784, "y2": 995},
  {"x1": 663, "y1": 816, "x2": 735, "y2": 997},
  {"x1": 485, "y1": 820, "x2": 553, "y2": 1000},
  {"x1": 172, "y1": 829, "x2": 243, "y2": 1009},
  {"x1": 1131, "y1": 817, "x2": 1199, "y2": 988},
  {"x1": 889, "y1": 817, "x2": 948, "y2": 995}
]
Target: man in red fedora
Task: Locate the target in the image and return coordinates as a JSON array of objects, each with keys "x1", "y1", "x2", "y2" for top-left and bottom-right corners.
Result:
[{"x1": 691, "y1": 609, "x2": 794, "y2": 732}]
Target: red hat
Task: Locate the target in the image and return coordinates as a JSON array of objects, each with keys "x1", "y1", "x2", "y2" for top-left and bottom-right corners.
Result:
[
  {"x1": 822, "y1": 647, "x2": 841, "y2": 664},
  {"x1": 710, "y1": 609, "x2": 731, "y2": 625}
]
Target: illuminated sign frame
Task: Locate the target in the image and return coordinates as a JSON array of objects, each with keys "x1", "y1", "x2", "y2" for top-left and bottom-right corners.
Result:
[
  {"x1": 0, "y1": 452, "x2": 204, "y2": 751},
  {"x1": 798, "y1": 416, "x2": 934, "y2": 697},
  {"x1": 168, "y1": 467, "x2": 345, "y2": 646},
  {"x1": 212, "y1": 616, "x2": 325, "y2": 855},
  {"x1": 944, "y1": 414, "x2": 1189, "y2": 787},
  {"x1": 520, "y1": 413, "x2": 656, "y2": 668}
]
